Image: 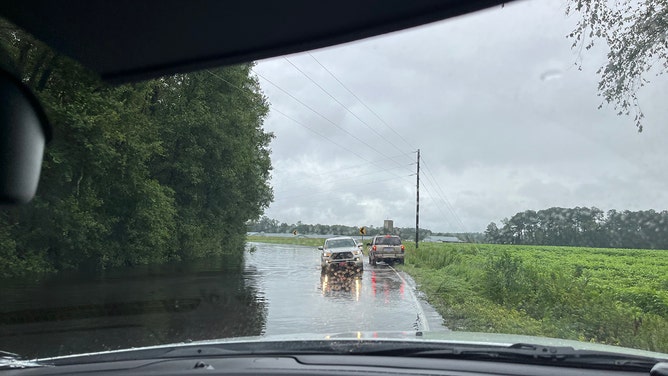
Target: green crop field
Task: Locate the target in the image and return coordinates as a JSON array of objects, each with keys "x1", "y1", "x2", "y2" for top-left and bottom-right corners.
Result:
[{"x1": 402, "y1": 243, "x2": 668, "y2": 353}]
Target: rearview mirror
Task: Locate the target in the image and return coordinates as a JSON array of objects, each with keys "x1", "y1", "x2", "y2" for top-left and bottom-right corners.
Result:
[{"x1": 0, "y1": 69, "x2": 51, "y2": 205}]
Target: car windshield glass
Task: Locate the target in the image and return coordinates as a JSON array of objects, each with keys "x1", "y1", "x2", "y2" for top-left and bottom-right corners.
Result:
[
  {"x1": 1, "y1": 0, "x2": 668, "y2": 363},
  {"x1": 326, "y1": 239, "x2": 355, "y2": 249}
]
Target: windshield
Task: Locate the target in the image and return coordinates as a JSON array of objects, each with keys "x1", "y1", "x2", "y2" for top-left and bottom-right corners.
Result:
[
  {"x1": 325, "y1": 238, "x2": 356, "y2": 249},
  {"x1": 1, "y1": 0, "x2": 668, "y2": 363}
]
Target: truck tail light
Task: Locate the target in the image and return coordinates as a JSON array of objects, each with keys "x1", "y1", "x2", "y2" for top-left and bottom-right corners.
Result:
[
  {"x1": 372, "y1": 245, "x2": 376, "y2": 251},
  {"x1": 401, "y1": 245, "x2": 405, "y2": 252}
]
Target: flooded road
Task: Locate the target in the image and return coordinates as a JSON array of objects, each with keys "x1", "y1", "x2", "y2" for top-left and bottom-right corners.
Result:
[
  {"x1": 247, "y1": 242, "x2": 446, "y2": 335},
  {"x1": 0, "y1": 242, "x2": 445, "y2": 358}
]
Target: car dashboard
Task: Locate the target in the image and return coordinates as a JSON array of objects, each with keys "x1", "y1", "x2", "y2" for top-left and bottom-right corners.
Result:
[{"x1": 5, "y1": 355, "x2": 666, "y2": 376}]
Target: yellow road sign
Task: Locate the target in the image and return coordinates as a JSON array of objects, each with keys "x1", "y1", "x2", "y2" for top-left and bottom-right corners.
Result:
[
  {"x1": 292, "y1": 229, "x2": 298, "y2": 235},
  {"x1": 359, "y1": 226, "x2": 367, "y2": 235}
]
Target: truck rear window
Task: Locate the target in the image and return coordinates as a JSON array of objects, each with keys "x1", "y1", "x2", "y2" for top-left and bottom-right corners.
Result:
[{"x1": 376, "y1": 237, "x2": 401, "y2": 246}]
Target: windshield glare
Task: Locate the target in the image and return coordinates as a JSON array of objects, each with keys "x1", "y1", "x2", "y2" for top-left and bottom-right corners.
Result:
[{"x1": 1, "y1": 0, "x2": 668, "y2": 364}]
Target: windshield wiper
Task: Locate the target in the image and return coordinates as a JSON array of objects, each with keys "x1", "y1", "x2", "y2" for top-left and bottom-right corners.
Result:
[
  {"x1": 0, "y1": 350, "x2": 47, "y2": 369},
  {"x1": 354, "y1": 342, "x2": 663, "y2": 371}
]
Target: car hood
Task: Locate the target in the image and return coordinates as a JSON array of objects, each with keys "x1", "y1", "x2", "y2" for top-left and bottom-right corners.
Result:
[{"x1": 31, "y1": 330, "x2": 668, "y2": 362}]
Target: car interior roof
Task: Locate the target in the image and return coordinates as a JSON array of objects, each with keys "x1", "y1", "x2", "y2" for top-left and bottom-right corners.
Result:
[{"x1": 0, "y1": 0, "x2": 510, "y2": 84}]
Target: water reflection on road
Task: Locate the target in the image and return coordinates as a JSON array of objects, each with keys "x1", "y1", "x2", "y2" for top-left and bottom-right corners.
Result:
[
  {"x1": 0, "y1": 255, "x2": 267, "y2": 358},
  {"x1": 245, "y1": 242, "x2": 446, "y2": 335}
]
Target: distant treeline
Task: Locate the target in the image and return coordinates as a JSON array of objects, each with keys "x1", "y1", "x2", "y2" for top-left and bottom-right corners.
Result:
[
  {"x1": 246, "y1": 216, "x2": 483, "y2": 242},
  {"x1": 0, "y1": 21, "x2": 273, "y2": 277},
  {"x1": 485, "y1": 207, "x2": 668, "y2": 249}
]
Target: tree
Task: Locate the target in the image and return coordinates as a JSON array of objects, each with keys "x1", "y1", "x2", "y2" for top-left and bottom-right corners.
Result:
[
  {"x1": 566, "y1": 0, "x2": 668, "y2": 132},
  {"x1": 146, "y1": 66, "x2": 273, "y2": 261},
  {"x1": 491, "y1": 206, "x2": 668, "y2": 249},
  {"x1": 247, "y1": 216, "x2": 279, "y2": 232},
  {"x1": 484, "y1": 222, "x2": 500, "y2": 243}
]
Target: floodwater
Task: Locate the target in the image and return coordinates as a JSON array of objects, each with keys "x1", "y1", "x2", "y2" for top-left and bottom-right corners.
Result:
[{"x1": 0, "y1": 242, "x2": 445, "y2": 358}]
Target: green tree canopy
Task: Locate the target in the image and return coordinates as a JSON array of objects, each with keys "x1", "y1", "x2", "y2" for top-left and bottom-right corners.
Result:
[{"x1": 487, "y1": 207, "x2": 668, "y2": 249}]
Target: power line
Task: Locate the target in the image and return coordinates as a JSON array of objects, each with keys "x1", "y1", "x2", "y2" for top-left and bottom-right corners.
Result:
[
  {"x1": 272, "y1": 175, "x2": 412, "y2": 202},
  {"x1": 205, "y1": 69, "x2": 410, "y2": 178},
  {"x1": 308, "y1": 52, "x2": 416, "y2": 150},
  {"x1": 252, "y1": 69, "x2": 406, "y2": 169},
  {"x1": 419, "y1": 182, "x2": 456, "y2": 230},
  {"x1": 269, "y1": 186, "x2": 409, "y2": 208},
  {"x1": 420, "y1": 158, "x2": 470, "y2": 233},
  {"x1": 298, "y1": 151, "x2": 414, "y2": 176},
  {"x1": 420, "y1": 167, "x2": 460, "y2": 229},
  {"x1": 284, "y1": 57, "x2": 406, "y2": 162},
  {"x1": 272, "y1": 159, "x2": 414, "y2": 188},
  {"x1": 206, "y1": 70, "x2": 375, "y2": 164},
  {"x1": 272, "y1": 163, "x2": 415, "y2": 194}
]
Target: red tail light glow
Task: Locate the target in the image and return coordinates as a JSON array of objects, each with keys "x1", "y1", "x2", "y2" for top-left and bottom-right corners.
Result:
[
  {"x1": 372, "y1": 245, "x2": 376, "y2": 251},
  {"x1": 401, "y1": 245, "x2": 405, "y2": 252}
]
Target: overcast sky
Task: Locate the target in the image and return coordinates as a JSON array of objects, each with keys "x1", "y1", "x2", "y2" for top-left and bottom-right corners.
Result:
[{"x1": 252, "y1": 0, "x2": 668, "y2": 233}]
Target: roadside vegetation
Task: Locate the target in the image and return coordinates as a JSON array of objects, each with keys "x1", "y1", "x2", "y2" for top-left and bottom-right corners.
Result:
[{"x1": 402, "y1": 243, "x2": 668, "y2": 353}]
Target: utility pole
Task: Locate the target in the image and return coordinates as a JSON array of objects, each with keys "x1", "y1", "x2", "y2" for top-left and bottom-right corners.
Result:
[{"x1": 415, "y1": 149, "x2": 420, "y2": 249}]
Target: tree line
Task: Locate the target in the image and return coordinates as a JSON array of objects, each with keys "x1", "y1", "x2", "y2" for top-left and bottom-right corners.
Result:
[
  {"x1": 247, "y1": 216, "x2": 431, "y2": 240},
  {"x1": 484, "y1": 207, "x2": 668, "y2": 249},
  {"x1": 246, "y1": 216, "x2": 483, "y2": 242},
  {"x1": 0, "y1": 20, "x2": 273, "y2": 277}
]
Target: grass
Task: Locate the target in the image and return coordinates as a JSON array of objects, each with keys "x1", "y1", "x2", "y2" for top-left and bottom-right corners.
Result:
[{"x1": 400, "y1": 243, "x2": 668, "y2": 353}]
